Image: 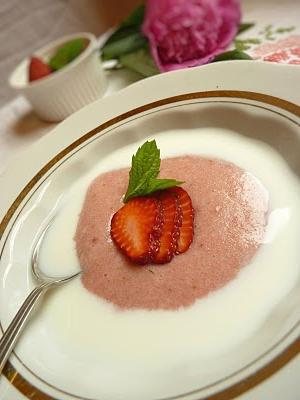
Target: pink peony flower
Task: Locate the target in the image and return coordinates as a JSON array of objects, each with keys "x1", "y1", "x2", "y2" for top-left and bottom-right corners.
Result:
[{"x1": 142, "y1": 0, "x2": 241, "y2": 72}]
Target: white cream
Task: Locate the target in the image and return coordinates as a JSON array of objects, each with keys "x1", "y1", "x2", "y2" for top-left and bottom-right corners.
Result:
[{"x1": 37, "y1": 128, "x2": 300, "y2": 399}]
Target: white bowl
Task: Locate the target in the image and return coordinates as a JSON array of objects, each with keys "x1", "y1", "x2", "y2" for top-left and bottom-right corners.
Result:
[
  {"x1": 1, "y1": 62, "x2": 300, "y2": 400},
  {"x1": 9, "y1": 32, "x2": 107, "y2": 122}
]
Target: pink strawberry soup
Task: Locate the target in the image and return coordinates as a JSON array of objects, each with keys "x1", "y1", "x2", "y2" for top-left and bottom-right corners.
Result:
[{"x1": 75, "y1": 155, "x2": 268, "y2": 310}]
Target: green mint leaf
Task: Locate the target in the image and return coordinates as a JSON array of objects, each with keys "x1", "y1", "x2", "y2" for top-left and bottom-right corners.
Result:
[
  {"x1": 143, "y1": 179, "x2": 184, "y2": 195},
  {"x1": 237, "y1": 22, "x2": 255, "y2": 35},
  {"x1": 49, "y1": 39, "x2": 85, "y2": 71},
  {"x1": 124, "y1": 141, "x2": 160, "y2": 202},
  {"x1": 120, "y1": 48, "x2": 159, "y2": 77},
  {"x1": 102, "y1": 30, "x2": 147, "y2": 60},
  {"x1": 123, "y1": 141, "x2": 183, "y2": 202},
  {"x1": 213, "y1": 50, "x2": 252, "y2": 62}
]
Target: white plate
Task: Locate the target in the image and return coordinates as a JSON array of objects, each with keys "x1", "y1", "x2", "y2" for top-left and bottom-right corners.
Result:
[{"x1": 0, "y1": 61, "x2": 300, "y2": 400}]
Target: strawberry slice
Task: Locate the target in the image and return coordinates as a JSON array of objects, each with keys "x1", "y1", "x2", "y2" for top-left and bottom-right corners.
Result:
[
  {"x1": 111, "y1": 196, "x2": 163, "y2": 264},
  {"x1": 152, "y1": 190, "x2": 181, "y2": 264},
  {"x1": 29, "y1": 56, "x2": 52, "y2": 82},
  {"x1": 111, "y1": 187, "x2": 194, "y2": 265},
  {"x1": 168, "y1": 187, "x2": 194, "y2": 254}
]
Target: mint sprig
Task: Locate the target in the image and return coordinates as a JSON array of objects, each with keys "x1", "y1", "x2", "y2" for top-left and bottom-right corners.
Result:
[
  {"x1": 49, "y1": 39, "x2": 86, "y2": 71},
  {"x1": 123, "y1": 141, "x2": 183, "y2": 202}
]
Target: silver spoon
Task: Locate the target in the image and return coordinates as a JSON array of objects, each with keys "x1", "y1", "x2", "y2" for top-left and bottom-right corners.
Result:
[{"x1": 0, "y1": 223, "x2": 80, "y2": 374}]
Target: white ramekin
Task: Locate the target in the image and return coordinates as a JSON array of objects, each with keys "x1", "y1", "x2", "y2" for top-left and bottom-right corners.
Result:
[{"x1": 9, "y1": 32, "x2": 107, "y2": 122}]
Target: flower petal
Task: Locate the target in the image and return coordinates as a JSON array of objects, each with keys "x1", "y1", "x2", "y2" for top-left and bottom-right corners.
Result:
[{"x1": 142, "y1": 0, "x2": 241, "y2": 72}]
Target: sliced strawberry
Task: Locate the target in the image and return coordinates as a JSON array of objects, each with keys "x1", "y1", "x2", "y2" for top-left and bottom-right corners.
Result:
[
  {"x1": 111, "y1": 196, "x2": 163, "y2": 264},
  {"x1": 152, "y1": 190, "x2": 181, "y2": 264},
  {"x1": 168, "y1": 187, "x2": 194, "y2": 254},
  {"x1": 29, "y1": 56, "x2": 52, "y2": 82}
]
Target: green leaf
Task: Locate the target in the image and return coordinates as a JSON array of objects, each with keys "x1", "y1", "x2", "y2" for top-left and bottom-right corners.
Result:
[
  {"x1": 121, "y1": 5, "x2": 145, "y2": 28},
  {"x1": 49, "y1": 39, "x2": 85, "y2": 71},
  {"x1": 103, "y1": 26, "x2": 139, "y2": 47},
  {"x1": 124, "y1": 141, "x2": 160, "y2": 202},
  {"x1": 120, "y1": 48, "x2": 159, "y2": 77},
  {"x1": 101, "y1": 5, "x2": 146, "y2": 61},
  {"x1": 237, "y1": 22, "x2": 255, "y2": 35},
  {"x1": 213, "y1": 50, "x2": 252, "y2": 62},
  {"x1": 102, "y1": 31, "x2": 147, "y2": 60},
  {"x1": 123, "y1": 140, "x2": 183, "y2": 202},
  {"x1": 143, "y1": 179, "x2": 184, "y2": 194}
]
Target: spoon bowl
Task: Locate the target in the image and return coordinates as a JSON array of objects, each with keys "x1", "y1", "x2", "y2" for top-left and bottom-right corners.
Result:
[
  {"x1": 0, "y1": 221, "x2": 81, "y2": 374},
  {"x1": 32, "y1": 223, "x2": 80, "y2": 284}
]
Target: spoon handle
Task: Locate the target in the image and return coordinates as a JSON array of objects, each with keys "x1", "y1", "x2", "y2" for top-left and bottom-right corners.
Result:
[{"x1": 0, "y1": 282, "x2": 52, "y2": 374}]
